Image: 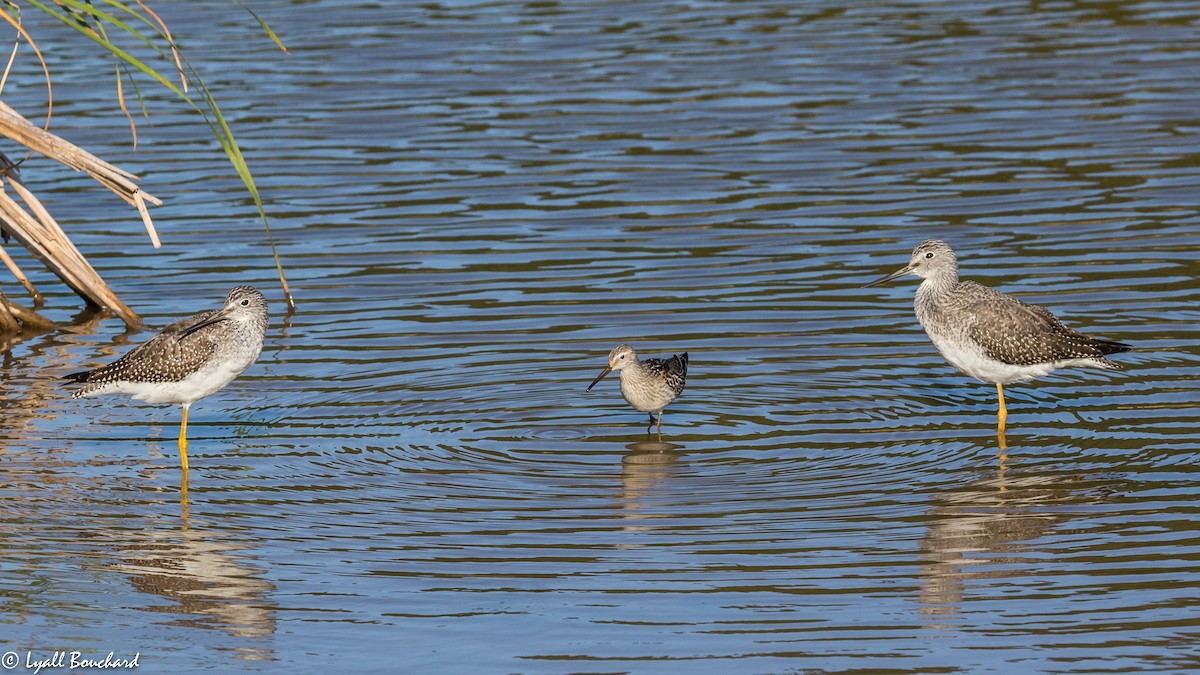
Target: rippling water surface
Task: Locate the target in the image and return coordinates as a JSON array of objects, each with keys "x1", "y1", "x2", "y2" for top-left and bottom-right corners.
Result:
[{"x1": 1, "y1": 1, "x2": 1198, "y2": 672}]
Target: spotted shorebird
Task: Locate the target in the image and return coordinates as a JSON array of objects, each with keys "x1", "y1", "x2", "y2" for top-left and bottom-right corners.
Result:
[
  {"x1": 65, "y1": 286, "x2": 269, "y2": 472},
  {"x1": 863, "y1": 239, "x2": 1130, "y2": 436},
  {"x1": 586, "y1": 344, "x2": 688, "y2": 434}
]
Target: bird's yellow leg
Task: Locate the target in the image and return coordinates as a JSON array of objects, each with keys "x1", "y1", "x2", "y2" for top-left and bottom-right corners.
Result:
[
  {"x1": 657, "y1": 413, "x2": 663, "y2": 437},
  {"x1": 996, "y1": 383, "x2": 1008, "y2": 432},
  {"x1": 178, "y1": 403, "x2": 190, "y2": 473},
  {"x1": 996, "y1": 383, "x2": 1010, "y2": 454}
]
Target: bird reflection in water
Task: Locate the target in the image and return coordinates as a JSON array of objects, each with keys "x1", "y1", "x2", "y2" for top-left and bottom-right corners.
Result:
[
  {"x1": 617, "y1": 439, "x2": 684, "y2": 546},
  {"x1": 104, "y1": 515, "x2": 276, "y2": 661},
  {"x1": 917, "y1": 463, "x2": 1115, "y2": 628}
]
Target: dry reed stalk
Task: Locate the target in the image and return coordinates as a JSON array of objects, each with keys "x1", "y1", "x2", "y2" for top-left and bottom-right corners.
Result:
[
  {"x1": 0, "y1": 183, "x2": 141, "y2": 328},
  {"x1": 0, "y1": 242, "x2": 41, "y2": 303},
  {"x1": 4, "y1": 293, "x2": 55, "y2": 330},
  {"x1": 0, "y1": 102, "x2": 161, "y2": 206},
  {"x1": 0, "y1": 100, "x2": 161, "y2": 254},
  {"x1": 0, "y1": 101, "x2": 159, "y2": 332},
  {"x1": 0, "y1": 289, "x2": 19, "y2": 333},
  {"x1": 5, "y1": 178, "x2": 137, "y2": 318}
]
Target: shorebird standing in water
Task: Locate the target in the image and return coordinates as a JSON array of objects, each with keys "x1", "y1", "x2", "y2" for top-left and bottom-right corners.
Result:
[
  {"x1": 586, "y1": 344, "x2": 688, "y2": 435},
  {"x1": 65, "y1": 286, "x2": 269, "y2": 473},
  {"x1": 863, "y1": 240, "x2": 1130, "y2": 438}
]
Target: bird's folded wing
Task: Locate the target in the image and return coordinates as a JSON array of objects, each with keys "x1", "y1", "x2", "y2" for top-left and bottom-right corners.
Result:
[
  {"x1": 85, "y1": 327, "x2": 218, "y2": 384},
  {"x1": 967, "y1": 296, "x2": 1111, "y2": 366}
]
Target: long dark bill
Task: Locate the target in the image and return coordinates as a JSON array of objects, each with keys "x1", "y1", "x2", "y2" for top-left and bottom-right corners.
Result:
[
  {"x1": 179, "y1": 310, "x2": 232, "y2": 338},
  {"x1": 862, "y1": 265, "x2": 913, "y2": 289},
  {"x1": 586, "y1": 366, "x2": 613, "y2": 392}
]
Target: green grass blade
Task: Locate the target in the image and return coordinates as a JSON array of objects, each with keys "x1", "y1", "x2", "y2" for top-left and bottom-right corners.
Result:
[
  {"x1": 24, "y1": 0, "x2": 294, "y2": 308},
  {"x1": 229, "y1": 0, "x2": 289, "y2": 54}
]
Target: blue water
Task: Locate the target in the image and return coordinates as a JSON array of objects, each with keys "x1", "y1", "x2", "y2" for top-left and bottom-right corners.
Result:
[{"x1": 0, "y1": 1, "x2": 1197, "y2": 672}]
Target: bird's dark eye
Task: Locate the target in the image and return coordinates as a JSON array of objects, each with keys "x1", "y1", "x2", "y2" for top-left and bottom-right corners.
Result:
[
  {"x1": 619, "y1": 354, "x2": 625, "y2": 360},
  {"x1": 240, "y1": 299, "x2": 249, "y2": 306},
  {"x1": 925, "y1": 252, "x2": 934, "y2": 259}
]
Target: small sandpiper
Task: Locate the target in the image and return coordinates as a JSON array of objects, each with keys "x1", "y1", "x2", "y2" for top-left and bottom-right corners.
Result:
[
  {"x1": 863, "y1": 239, "x2": 1130, "y2": 435},
  {"x1": 586, "y1": 344, "x2": 688, "y2": 434},
  {"x1": 65, "y1": 286, "x2": 269, "y2": 472}
]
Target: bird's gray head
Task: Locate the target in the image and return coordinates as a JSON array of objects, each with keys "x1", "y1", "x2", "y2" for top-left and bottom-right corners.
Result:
[
  {"x1": 863, "y1": 239, "x2": 958, "y2": 288},
  {"x1": 585, "y1": 343, "x2": 638, "y2": 392},
  {"x1": 906, "y1": 239, "x2": 957, "y2": 278},
  {"x1": 607, "y1": 343, "x2": 638, "y2": 370},
  {"x1": 224, "y1": 286, "x2": 269, "y2": 324},
  {"x1": 180, "y1": 286, "x2": 269, "y2": 338}
]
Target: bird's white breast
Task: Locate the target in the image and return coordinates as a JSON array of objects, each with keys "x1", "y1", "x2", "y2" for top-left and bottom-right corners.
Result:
[
  {"x1": 619, "y1": 367, "x2": 676, "y2": 413},
  {"x1": 92, "y1": 342, "x2": 262, "y2": 405}
]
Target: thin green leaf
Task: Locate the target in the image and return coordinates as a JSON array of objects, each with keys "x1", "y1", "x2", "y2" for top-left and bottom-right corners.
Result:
[
  {"x1": 24, "y1": 0, "x2": 187, "y2": 98},
  {"x1": 229, "y1": 0, "x2": 288, "y2": 55}
]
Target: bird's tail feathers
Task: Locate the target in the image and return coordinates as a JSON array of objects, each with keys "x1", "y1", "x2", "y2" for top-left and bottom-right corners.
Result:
[{"x1": 1097, "y1": 339, "x2": 1132, "y2": 356}]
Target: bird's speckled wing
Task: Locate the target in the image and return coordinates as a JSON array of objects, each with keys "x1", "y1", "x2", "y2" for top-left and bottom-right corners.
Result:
[
  {"x1": 67, "y1": 310, "x2": 222, "y2": 393},
  {"x1": 643, "y1": 352, "x2": 688, "y2": 397},
  {"x1": 962, "y1": 283, "x2": 1129, "y2": 366}
]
